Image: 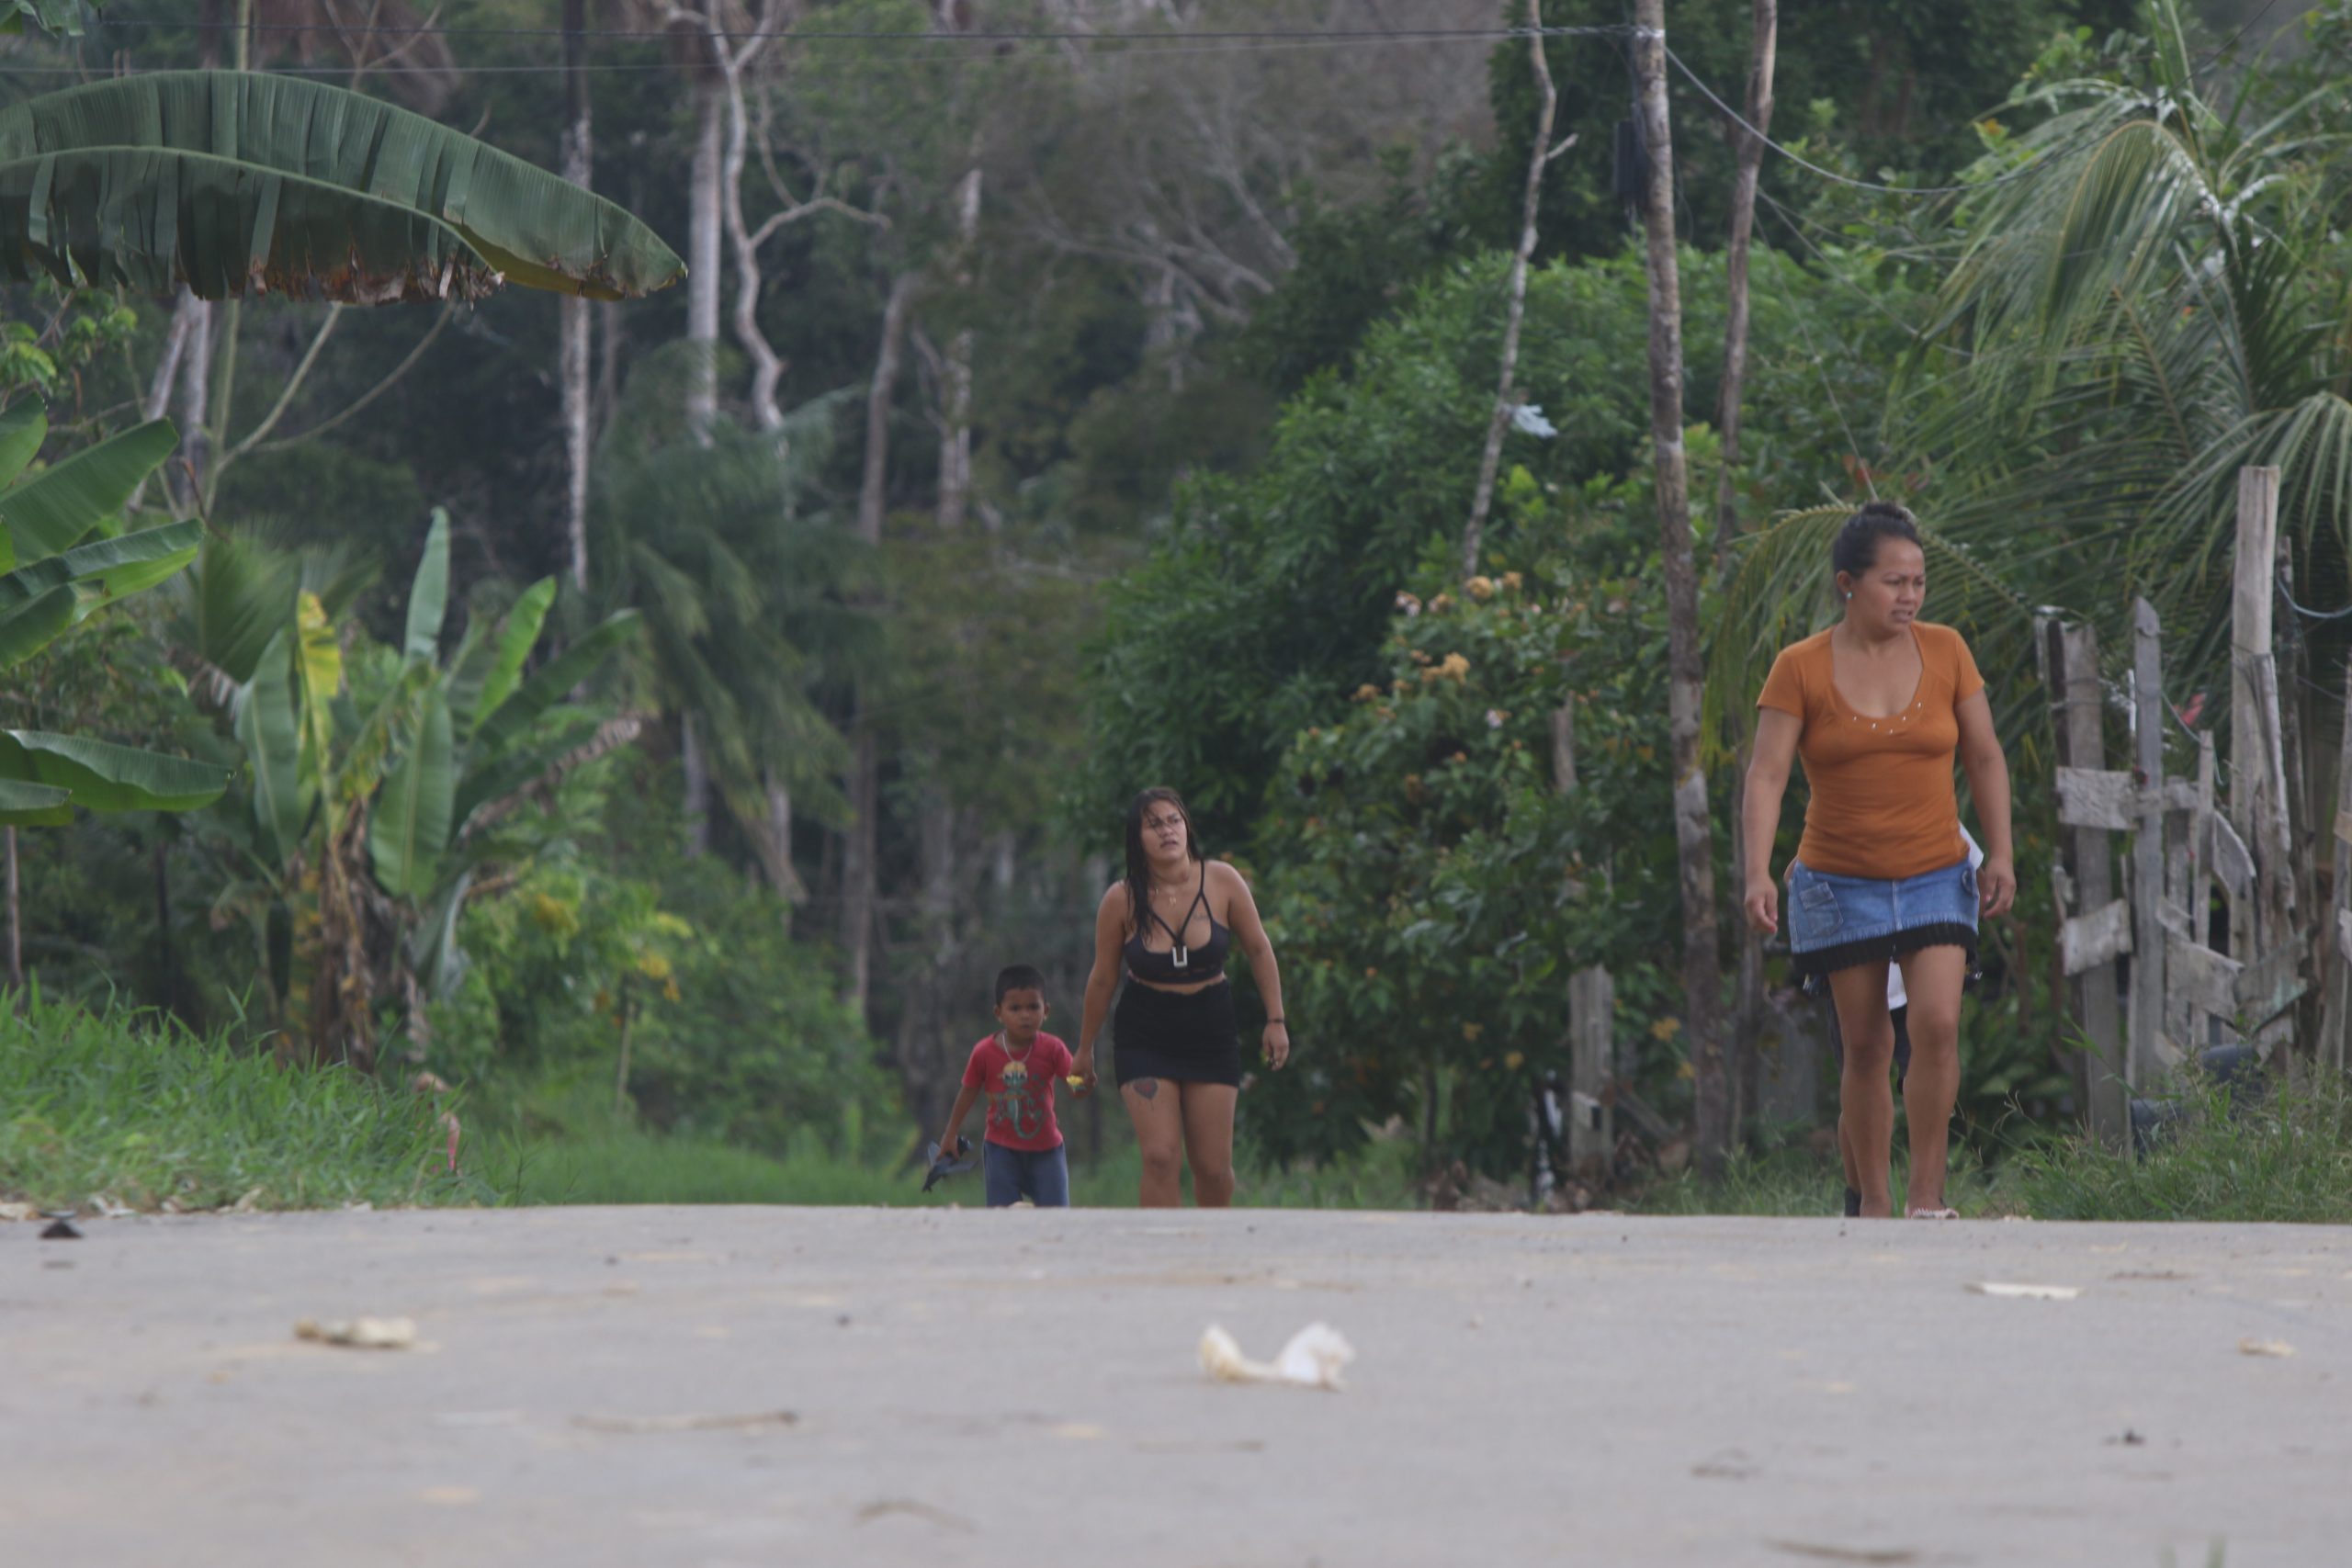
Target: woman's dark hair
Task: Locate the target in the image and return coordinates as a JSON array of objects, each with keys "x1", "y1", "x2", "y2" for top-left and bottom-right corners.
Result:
[
  {"x1": 1123, "y1": 787, "x2": 1203, "y2": 931},
  {"x1": 1832, "y1": 500, "x2": 1923, "y2": 581}
]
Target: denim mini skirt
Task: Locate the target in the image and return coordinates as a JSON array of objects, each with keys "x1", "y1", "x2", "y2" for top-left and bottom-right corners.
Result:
[{"x1": 1786, "y1": 856, "x2": 1978, "y2": 980}]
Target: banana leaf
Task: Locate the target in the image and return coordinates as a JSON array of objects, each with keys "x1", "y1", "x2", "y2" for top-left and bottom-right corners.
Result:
[
  {"x1": 232, "y1": 630, "x2": 308, "y2": 864},
  {"x1": 470, "y1": 609, "x2": 639, "y2": 760},
  {"x1": 0, "y1": 775, "x2": 72, "y2": 828},
  {"x1": 370, "y1": 682, "x2": 453, "y2": 900},
  {"x1": 0, "y1": 417, "x2": 175, "y2": 571},
  {"x1": 0, "y1": 518, "x2": 202, "y2": 613},
  {"x1": 2, "y1": 0, "x2": 85, "y2": 38},
  {"x1": 451, "y1": 711, "x2": 600, "y2": 834},
  {"x1": 0, "y1": 728, "x2": 232, "y2": 812},
  {"x1": 0, "y1": 73, "x2": 684, "y2": 300},
  {"x1": 296, "y1": 590, "x2": 341, "y2": 773},
  {"x1": 402, "y1": 507, "x2": 449, "y2": 660},
  {"x1": 182, "y1": 529, "x2": 300, "y2": 686},
  {"x1": 0, "y1": 400, "x2": 41, "y2": 487},
  {"x1": 0, "y1": 582, "x2": 74, "y2": 667},
  {"x1": 1, "y1": 147, "x2": 499, "y2": 304},
  {"x1": 470, "y1": 576, "x2": 555, "y2": 730}
]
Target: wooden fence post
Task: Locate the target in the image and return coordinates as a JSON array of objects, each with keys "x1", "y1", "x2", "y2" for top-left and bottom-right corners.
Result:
[
  {"x1": 1551, "y1": 698, "x2": 1616, "y2": 1176},
  {"x1": 2323, "y1": 661, "x2": 2352, "y2": 1073},
  {"x1": 2045, "y1": 618, "x2": 2129, "y2": 1146},
  {"x1": 2130, "y1": 597, "x2": 2171, "y2": 1089},
  {"x1": 1568, "y1": 964, "x2": 1616, "y2": 1176},
  {"x1": 2231, "y1": 465, "x2": 2303, "y2": 1050}
]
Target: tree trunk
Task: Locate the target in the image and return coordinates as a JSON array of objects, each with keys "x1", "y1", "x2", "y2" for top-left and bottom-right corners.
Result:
[
  {"x1": 1462, "y1": 0, "x2": 1557, "y2": 581},
  {"x1": 684, "y1": 72, "x2": 724, "y2": 437},
  {"x1": 1716, "y1": 0, "x2": 1777, "y2": 1148},
  {"x1": 680, "y1": 712, "x2": 712, "y2": 857},
  {"x1": 1634, "y1": 0, "x2": 1731, "y2": 1179},
  {"x1": 560, "y1": 0, "x2": 594, "y2": 590},
  {"x1": 5, "y1": 827, "x2": 21, "y2": 995},
  {"x1": 842, "y1": 727, "x2": 879, "y2": 1013},
  {"x1": 860, "y1": 274, "x2": 918, "y2": 547},
  {"x1": 746, "y1": 767, "x2": 808, "y2": 910},
  {"x1": 1713, "y1": 0, "x2": 1776, "y2": 575},
  {"x1": 178, "y1": 298, "x2": 215, "y2": 503},
  {"x1": 842, "y1": 274, "x2": 916, "y2": 1016},
  {"x1": 936, "y1": 169, "x2": 981, "y2": 533}
]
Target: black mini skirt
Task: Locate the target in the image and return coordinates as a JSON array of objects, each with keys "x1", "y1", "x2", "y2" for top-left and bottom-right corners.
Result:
[{"x1": 1112, "y1": 977, "x2": 1243, "y2": 1088}]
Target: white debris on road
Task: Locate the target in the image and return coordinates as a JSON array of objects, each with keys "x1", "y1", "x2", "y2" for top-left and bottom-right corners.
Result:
[{"x1": 1198, "y1": 1322, "x2": 1355, "y2": 1390}]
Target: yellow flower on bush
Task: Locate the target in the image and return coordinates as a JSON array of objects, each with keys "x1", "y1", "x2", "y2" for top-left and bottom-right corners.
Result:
[
  {"x1": 1430, "y1": 592, "x2": 1455, "y2": 614},
  {"x1": 1466, "y1": 575, "x2": 1496, "y2": 601},
  {"x1": 1462, "y1": 1022, "x2": 1483, "y2": 1042},
  {"x1": 1353, "y1": 683, "x2": 1381, "y2": 702},
  {"x1": 636, "y1": 951, "x2": 673, "y2": 983},
  {"x1": 1500, "y1": 570, "x2": 1525, "y2": 592},
  {"x1": 1650, "y1": 1016, "x2": 1683, "y2": 1042},
  {"x1": 531, "y1": 892, "x2": 580, "y2": 938},
  {"x1": 1437, "y1": 652, "x2": 1471, "y2": 682},
  {"x1": 1503, "y1": 1051, "x2": 1524, "y2": 1071}
]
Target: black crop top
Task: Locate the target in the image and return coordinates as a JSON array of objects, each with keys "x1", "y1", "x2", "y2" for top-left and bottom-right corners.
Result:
[{"x1": 1124, "y1": 863, "x2": 1230, "y2": 984}]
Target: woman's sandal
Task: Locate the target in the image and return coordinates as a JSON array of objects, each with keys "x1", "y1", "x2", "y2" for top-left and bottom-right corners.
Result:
[{"x1": 1905, "y1": 1205, "x2": 1960, "y2": 1220}]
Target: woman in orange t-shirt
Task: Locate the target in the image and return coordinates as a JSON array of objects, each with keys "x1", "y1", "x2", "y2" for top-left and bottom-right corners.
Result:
[{"x1": 1741, "y1": 502, "x2": 2015, "y2": 1219}]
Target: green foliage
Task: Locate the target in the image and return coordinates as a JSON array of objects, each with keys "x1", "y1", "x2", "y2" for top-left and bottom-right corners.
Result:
[
  {"x1": 2007, "y1": 1067, "x2": 2352, "y2": 1224},
  {"x1": 0, "y1": 72, "x2": 684, "y2": 301},
  {"x1": 1246, "y1": 502, "x2": 1686, "y2": 1174},
  {"x1": 0, "y1": 987, "x2": 476, "y2": 1213},
  {"x1": 0, "y1": 401, "x2": 224, "y2": 822},
  {"x1": 1083, "y1": 242, "x2": 1912, "y2": 846},
  {"x1": 432, "y1": 847, "x2": 896, "y2": 1160}
]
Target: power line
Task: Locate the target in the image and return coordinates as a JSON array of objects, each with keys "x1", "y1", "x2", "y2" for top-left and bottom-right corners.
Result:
[
  {"x1": 3, "y1": 21, "x2": 1638, "y2": 74},
  {"x1": 146, "y1": 17, "x2": 1637, "y2": 45},
  {"x1": 2194, "y1": 0, "x2": 2287, "y2": 73},
  {"x1": 1663, "y1": 44, "x2": 2059, "y2": 198}
]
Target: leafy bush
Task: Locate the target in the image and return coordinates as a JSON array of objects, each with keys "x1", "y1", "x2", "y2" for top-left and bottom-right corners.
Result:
[
  {"x1": 1080, "y1": 242, "x2": 1913, "y2": 847},
  {"x1": 1246, "y1": 486, "x2": 1690, "y2": 1175},
  {"x1": 0, "y1": 988, "x2": 471, "y2": 1212},
  {"x1": 430, "y1": 847, "x2": 898, "y2": 1161}
]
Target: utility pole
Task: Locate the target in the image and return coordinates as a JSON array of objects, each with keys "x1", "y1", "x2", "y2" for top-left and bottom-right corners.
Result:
[
  {"x1": 560, "y1": 0, "x2": 594, "y2": 591},
  {"x1": 1633, "y1": 0, "x2": 1731, "y2": 1177},
  {"x1": 1718, "y1": 0, "x2": 1777, "y2": 1141}
]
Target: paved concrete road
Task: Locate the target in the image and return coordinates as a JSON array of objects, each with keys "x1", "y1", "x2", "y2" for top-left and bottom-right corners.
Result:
[{"x1": 7, "y1": 1207, "x2": 2347, "y2": 1567}]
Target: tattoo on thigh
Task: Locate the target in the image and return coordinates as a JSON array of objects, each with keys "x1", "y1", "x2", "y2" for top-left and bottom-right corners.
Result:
[{"x1": 1132, "y1": 1077, "x2": 1159, "y2": 1100}]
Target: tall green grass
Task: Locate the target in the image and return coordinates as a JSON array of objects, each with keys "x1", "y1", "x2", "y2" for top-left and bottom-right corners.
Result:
[
  {"x1": 0, "y1": 989, "x2": 478, "y2": 1213},
  {"x1": 481, "y1": 1122, "x2": 1427, "y2": 1210},
  {"x1": 2007, "y1": 1069, "x2": 2352, "y2": 1224}
]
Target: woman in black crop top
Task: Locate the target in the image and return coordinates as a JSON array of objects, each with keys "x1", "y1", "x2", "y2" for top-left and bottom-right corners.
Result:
[{"x1": 1076, "y1": 787, "x2": 1291, "y2": 1208}]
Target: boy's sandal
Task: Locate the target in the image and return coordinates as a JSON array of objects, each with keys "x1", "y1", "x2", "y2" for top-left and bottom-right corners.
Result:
[{"x1": 1905, "y1": 1205, "x2": 1960, "y2": 1220}]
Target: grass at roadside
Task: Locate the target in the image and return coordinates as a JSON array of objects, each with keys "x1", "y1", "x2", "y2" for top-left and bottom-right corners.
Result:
[
  {"x1": 1625, "y1": 1068, "x2": 2352, "y2": 1224},
  {"x1": 483, "y1": 1119, "x2": 1426, "y2": 1210},
  {"x1": 0, "y1": 990, "x2": 478, "y2": 1213}
]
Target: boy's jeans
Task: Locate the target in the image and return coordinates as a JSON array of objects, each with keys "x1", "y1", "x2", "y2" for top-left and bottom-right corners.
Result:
[{"x1": 983, "y1": 1143, "x2": 1069, "y2": 1207}]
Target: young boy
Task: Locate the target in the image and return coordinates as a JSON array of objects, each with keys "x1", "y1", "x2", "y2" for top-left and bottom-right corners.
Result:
[{"x1": 937, "y1": 965, "x2": 1082, "y2": 1208}]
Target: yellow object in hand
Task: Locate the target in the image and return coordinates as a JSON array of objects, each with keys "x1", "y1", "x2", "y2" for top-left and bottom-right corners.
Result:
[{"x1": 1066, "y1": 1075, "x2": 1085, "y2": 1089}]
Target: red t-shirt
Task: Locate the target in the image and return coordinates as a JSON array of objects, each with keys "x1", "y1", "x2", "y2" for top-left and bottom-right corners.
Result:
[{"x1": 961, "y1": 1032, "x2": 1072, "y2": 1151}]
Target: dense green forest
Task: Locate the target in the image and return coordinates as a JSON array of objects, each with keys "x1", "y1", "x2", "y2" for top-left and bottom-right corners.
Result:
[{"x1": 5, "y1": 0, "x2": 2347, "y2": 1207}]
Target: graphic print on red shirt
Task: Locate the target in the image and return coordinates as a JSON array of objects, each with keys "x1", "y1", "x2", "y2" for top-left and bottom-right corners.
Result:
[{"x1": 961, "y1": 1032, "x2": 1072, "y2": 1152}]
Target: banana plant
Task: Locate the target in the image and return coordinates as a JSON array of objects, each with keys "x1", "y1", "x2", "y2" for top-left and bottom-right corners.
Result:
[
  {"x1": 0, "y1": 72, "x2": 683, "y2": 303},
  {"x1": 216, "y1": 509, "x2": 639, "y2": 1065},
  {"x1": 0, "y1": 400, "x2": 229, "y2": 825}
]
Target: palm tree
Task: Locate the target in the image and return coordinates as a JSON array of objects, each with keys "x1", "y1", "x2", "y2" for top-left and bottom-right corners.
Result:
[
  {"x1": 590, "y1": 345, "x2": 878, "y2": 902},
  {"x1": 1718, "y1": 0, "x2": 2352, "y2": 711}
]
